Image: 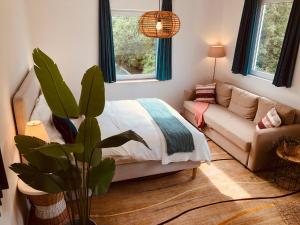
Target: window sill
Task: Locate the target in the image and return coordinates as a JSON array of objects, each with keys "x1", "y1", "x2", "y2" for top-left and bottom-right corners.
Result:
[{"x1": 114, "y1": 79, "x2": 159, "y2": 84}]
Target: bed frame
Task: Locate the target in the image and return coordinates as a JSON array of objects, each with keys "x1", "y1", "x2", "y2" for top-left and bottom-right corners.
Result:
[{"x1": 13, "y1": 70, "x2": 200, "y2": 182}]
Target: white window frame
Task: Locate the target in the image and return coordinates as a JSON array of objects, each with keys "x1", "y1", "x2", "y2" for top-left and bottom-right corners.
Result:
[
  {"x1": 111, "y1": 9, "x2": 157, "y2": 81},
  {"x1": 250, "y1": 0, "x2": 292, "y2": 80}
]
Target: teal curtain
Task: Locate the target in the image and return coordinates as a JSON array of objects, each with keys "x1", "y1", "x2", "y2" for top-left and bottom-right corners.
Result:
[
  {"x1": 99, "y1": 0, "x2": 116, "y2": 83},
  {"x1": 156, "y1": 0, "x2": 172, "y2": 81},
  {"x1": 273, "y1": 0, "x2": 300, "y2": 88},
  {"x1": 232, "y1": 0, "x2": 259, "y2": 75}
]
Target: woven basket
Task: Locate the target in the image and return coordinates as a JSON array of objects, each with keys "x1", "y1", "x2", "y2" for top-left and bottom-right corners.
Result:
[{"x1": 139, "y1": 11, "x2": 180, "y2": 38}]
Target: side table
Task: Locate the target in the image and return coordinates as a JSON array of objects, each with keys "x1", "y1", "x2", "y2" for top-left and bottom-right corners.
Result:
[
  {"x1": 274, "y1": 146, "x2": 300, "y2": 191},
  {"x1": 18, "y1": 179, "x2": 69, "y2": 225}
]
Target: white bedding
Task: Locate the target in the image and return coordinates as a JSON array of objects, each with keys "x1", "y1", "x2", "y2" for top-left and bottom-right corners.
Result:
[{"x1": 31, "y1": 96, "x2": 211, "y2": 165}]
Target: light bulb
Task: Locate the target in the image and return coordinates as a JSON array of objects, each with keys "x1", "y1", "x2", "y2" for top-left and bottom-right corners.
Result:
[{"x1": 156, "y1": 21, "x2": 163, "y2": 31}]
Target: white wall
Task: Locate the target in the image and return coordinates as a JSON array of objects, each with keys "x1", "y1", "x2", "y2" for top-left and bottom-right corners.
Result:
[
  {"x1": 26, "y1": 0, "x2": 222, "y2": 110},
  {"x1": 217, "y1": 0, "x2": 300, "y2": 110},
  {"x1": 0, "y1": 0, "x2": 31, "y2": 224}
]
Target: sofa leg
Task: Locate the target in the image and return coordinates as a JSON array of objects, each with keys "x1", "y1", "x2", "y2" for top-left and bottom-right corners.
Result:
[{"x1": 192, "y1": 168, "x2": 198, "y2": 179}]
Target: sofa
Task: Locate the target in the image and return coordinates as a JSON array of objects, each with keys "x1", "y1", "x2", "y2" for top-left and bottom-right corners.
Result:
[{"x1": 183, "y1": 81, "x2": 300, "y2": 172}]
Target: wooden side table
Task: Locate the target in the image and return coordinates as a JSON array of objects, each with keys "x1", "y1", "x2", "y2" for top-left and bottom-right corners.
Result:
[
  {"x1": 274, "y1": 146, "x2": 300, "y2": 191},
  {"x1": 18, "y1": 179, "x2": 69, "y2": 225}
]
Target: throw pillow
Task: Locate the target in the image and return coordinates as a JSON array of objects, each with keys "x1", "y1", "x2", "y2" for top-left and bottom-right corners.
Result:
[
  {"x1": 257, "y1": 108, "x2": 282, "y2": 129},
  {"x1": 216, "y1": 81, "x2": 232, "y2": 107},
  {"x1": 254, "y1": 97, "x2": 276, "y2": 124},
  {"x1": 52, "y1": 114, "x2": 78, "y2": 143},
  {"x1": 194, "y1": 83, "x2": 216, "y2": 103},
  {"x1": 228, "y1": 87, "x2": 259, "y2": 120}
]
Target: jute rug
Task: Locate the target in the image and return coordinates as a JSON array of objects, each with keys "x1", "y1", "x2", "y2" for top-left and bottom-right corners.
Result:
[{"x1": 90, "y1": 141, "x2": 300, "y2": 225}]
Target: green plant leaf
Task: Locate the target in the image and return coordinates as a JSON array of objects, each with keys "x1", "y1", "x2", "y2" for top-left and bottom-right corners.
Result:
[
  {"x1": 54, "y1": 164, "x2": 82, "y2": 190},
  {"x1": 75, "y1": 118, "x2": 102, "y2": 166},
  {"x1": 15, "y1": 135, "x2": 46, "y2": 154},
  {"x1": 24, "y1": 151, "x2": 70, "y2": 173},
  {"x1": 89, "y1": 158, "x2": 115, "y2": 196},
  {"x1": 79, "y1": 65, "x2": 105, "y2": 118},
  {"x1": 33, "y1": 48, "x2": 79, "y2": 118},
  {"x1": 34, "y1": 143, "x2": 84, "y2": 158},
  {"x1": 10, "y1": 163, "x2": 65, "y2": 193},
  {"x1": 96, "y1": 130, "x2": 150, "y2": 149}
]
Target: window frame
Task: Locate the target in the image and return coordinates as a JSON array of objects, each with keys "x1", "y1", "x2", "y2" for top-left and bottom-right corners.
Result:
[
  {"x1": 111, "y1": 9, "x2": 157, "y2": 81},
  {"x1": 249, "y1": 0, "x2": 292, "y2": 81}
]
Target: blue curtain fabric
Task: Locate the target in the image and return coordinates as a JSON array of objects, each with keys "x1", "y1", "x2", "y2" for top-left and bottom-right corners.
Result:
[
  {"x1": 156, "y1": 0, "x2": 172, "y2": 81},
  {"x1": 232, "y1": 0, "x2": 259, "y2": 75},
  {"x1": 99, "y1": 0, "x2": 116, "y2": 83},
  {"x1": 273, "y1": 0, "x2": 300, "y2": 88}
]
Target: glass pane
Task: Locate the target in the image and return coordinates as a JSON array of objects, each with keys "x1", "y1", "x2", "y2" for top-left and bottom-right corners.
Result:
[
  {"x1": 112, "y1": 16, "x2": 157, "y2": 77},
  {"x1": 253, "y1": 2, "x2": 292, "y2": 75}
]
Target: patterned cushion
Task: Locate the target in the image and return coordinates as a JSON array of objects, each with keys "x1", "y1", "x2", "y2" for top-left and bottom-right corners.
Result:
[
  {"x1": 52, "y1": 114, "x2": 78, "y2": 143},
  {"x1": 194, "y1": 83, "x2": 216, "y2": 103},
  {"x1": 257, "y1": 108, "x2": 282, "y2": 129}
]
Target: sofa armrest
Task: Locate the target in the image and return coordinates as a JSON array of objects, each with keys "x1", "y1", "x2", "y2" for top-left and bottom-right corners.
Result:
[
  {"x1": 248, "y1": 124, "x2": 300, "y2": 171},
  {"x1": 184, "y1": 89, "x2": 195, "y2": 101}
]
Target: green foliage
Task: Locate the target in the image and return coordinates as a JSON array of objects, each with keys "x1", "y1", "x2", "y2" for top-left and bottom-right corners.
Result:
[
  {"x1": 255, "y1": 3, "x2": 292, "y2": 74},
  {"x1": 88, "y1": 158, "x2": 115, "y2": 196},
  {"x1": 33, "y1": 49, "x2": 79, "y2": 118},
  {"x1": 11, "y1": 49, "x2": 149, "y2": 225},
  {"x1": 112, "y1": 16, "x2": 156, "y2": 74},
  {"x1": 79, "y1": 66, "x2": 105, "y2": 118}
]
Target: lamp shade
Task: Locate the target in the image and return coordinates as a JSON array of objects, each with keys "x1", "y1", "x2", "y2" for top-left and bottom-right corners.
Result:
[
  {"x1": 25, "y1": 120, "x2": 49, "y2": 142},
  {"x1": 208, "y1": 45, "x2": 226, "y2": 58},
  {"x1": 139, "y1": 11, "x2": 180, "y2": 38}
]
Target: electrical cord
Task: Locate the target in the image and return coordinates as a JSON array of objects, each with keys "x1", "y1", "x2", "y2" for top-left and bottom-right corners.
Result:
[{"x1": 157, "y1": 189, "x2": 300, "y2": 225}]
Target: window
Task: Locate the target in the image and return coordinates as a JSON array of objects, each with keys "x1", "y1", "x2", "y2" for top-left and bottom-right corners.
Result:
[
  {"x1": 250, "y1": 0, "x2": 292, "y2": 80},
  {"x1": 112, "y1": 10, "x2": 157, "y2": 81}
]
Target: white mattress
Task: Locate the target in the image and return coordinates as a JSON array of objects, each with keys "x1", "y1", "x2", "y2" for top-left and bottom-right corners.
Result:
[{"x1": 31, "y1": 96, "x2": 211, "y2": 164}]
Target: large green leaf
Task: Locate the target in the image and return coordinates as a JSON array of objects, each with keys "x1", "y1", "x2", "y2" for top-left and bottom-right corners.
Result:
[
  {"x1": 15, "y1": 135, "x2": 45, "y2": 154},
  {"x1": 33, "y1": 48, "x2": 79, "y2": 118},
  {"x1": 24, "y1": 151, "x2": 69, "y2": 173},
  {"x1": 54, "y1": 164, "x2": 82, "y2": 190},
  {"x1": 96, "y1": 130, "x2": 150, "y2": 149},
  {"x1": 88, "y1": 158, "x2": 115, "y2": 196},
  {"x1": 79, "y1": 66, "x2": 105, "y2": 118},
  {"x1": 75, "y1": 118, "x2": 102, "y2": 166},
  {"x1": 10, "y1": 163, "x2": 65, "y2": 193},
  {"x1": 34, "y1": 143, "x2": 84, "y2": 158}
]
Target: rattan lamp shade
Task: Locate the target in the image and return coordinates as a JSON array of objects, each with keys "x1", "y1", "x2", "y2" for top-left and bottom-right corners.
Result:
[{"x1": 139, "y1": 11, "x2": 180, "y2": 38}]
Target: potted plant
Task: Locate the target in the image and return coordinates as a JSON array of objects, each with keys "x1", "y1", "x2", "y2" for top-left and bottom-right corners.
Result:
[{"x1": 10, "y1": 49, "x2": 149, "y2": 225}]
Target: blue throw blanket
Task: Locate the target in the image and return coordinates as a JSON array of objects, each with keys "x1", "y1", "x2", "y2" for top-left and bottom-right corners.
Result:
[{"x1": 138, "y1": 99, "x2": 195, "y2": 155}]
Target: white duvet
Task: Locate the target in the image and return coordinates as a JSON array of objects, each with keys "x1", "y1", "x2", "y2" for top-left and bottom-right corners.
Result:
[{"x1": 31, "y1": 96, "x2": 211, "y2": 165}]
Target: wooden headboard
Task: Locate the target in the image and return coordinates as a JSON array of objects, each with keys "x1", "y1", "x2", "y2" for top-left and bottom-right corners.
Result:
[{"x1": 13, "y1": 69, "x2": 41, "y2": 135}]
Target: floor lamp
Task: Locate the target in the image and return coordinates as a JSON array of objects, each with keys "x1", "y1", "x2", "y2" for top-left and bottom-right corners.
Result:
[{"x1": 208, "y1": 45, "x2": 226, "y2": 81}]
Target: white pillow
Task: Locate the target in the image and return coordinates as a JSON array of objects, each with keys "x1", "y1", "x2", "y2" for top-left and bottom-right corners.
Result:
[{"x1": 256, "y1": 108, "x2": 282, "y2": 130}]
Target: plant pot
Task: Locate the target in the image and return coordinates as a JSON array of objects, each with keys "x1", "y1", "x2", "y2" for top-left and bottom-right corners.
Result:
[{"x1": 66, "y1": 219, "x2": 97, "y2": 225}]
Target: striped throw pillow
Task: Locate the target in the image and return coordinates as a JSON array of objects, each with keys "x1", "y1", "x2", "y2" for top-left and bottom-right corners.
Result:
[
  {"x1": 257, "y1": 108, "x2": 282, "y2": 129},
  {"x1": 194, "y1": 83, "x2": 216, "y2": 103}
]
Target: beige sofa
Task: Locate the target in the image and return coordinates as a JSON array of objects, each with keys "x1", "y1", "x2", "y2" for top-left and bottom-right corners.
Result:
[{"x1": 183, "y1": 81, "x2": 300, "y2": 172}]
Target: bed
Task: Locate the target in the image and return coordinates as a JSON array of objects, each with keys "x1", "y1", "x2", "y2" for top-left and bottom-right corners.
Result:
[{"x1": 13, "y1": 70, "x2": 210, "y2": 182}]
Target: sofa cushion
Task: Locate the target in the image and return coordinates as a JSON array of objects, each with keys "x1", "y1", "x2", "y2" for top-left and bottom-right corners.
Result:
[
  {"x1": 228, "y1": 87, "x2": 259, "y2": 120},
  {"x1": 254, "y1": 97, "x2": 276, "y2": 124},
  {"x1": 254, "y1": 97, "x2": 296, "y2": 125},
  {"x1": 194, "y1": 83, "x2": 216, "y2": 103},
  {"x1": 183, "y1": 101, "x2": 195, "y2": 114},
  {"x1": 204, "y1": 104, "x2": 256, "y2": 151},
  {"x1": 257, "y1": 108, "x2": 282, "y2": 129},
  {"x1": 216, "y1": 81, "x2": 232, "y2": 107}
]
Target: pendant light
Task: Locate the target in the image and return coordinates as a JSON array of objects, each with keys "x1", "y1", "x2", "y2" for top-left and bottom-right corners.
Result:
[{"x1": 138, "y1": 0, "x2": 180, "y2": 39}]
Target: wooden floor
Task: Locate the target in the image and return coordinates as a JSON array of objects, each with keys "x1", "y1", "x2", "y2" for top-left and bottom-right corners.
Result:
[{"x1": 90, "y1": 141, "x2": 300, "y2": 225}]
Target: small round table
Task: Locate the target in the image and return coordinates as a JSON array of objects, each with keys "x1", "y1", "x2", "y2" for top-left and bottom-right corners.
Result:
[
  {"x1": 18, "y1": 179, "x2": 70, "y2": 225},
  {"x1": 274, "y1": 146, "x2": 300, "y2": 191}
]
